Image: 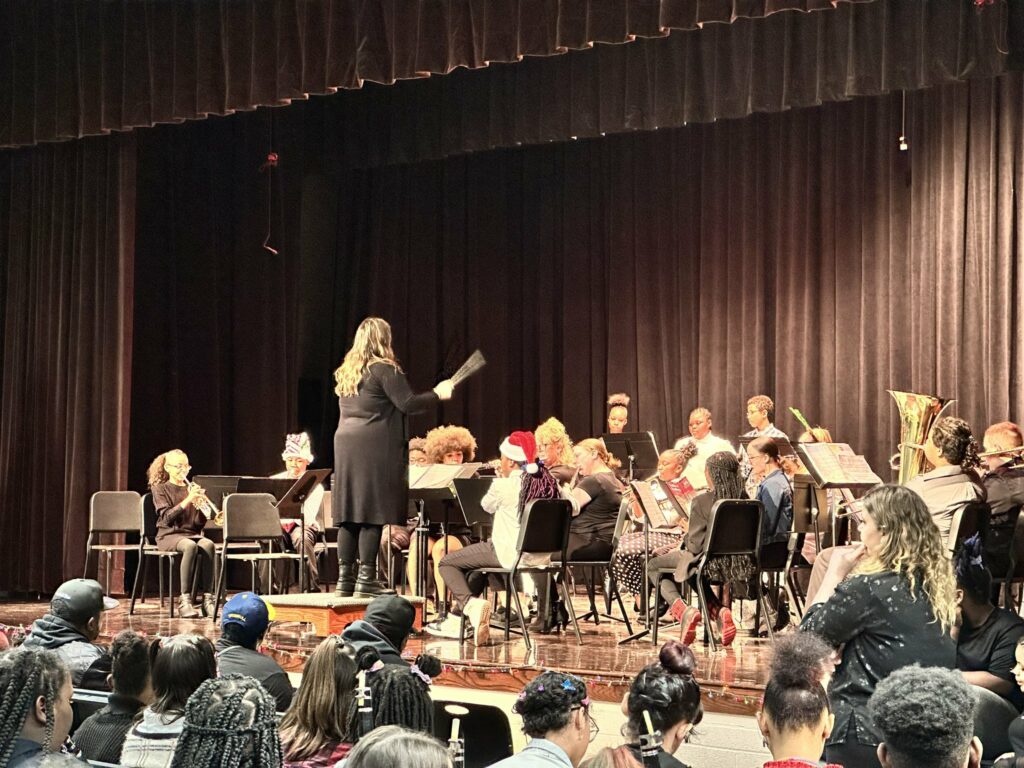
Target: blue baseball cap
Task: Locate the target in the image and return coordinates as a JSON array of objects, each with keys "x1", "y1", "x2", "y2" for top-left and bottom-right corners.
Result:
[{"x1": 221, "y1": 592, "x2": 276, "y2": 632}]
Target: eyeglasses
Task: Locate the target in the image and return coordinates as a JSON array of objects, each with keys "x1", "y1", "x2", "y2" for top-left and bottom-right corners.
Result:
[{"x1": 166, "y1": 462, "x2": 190, "y2": 470}]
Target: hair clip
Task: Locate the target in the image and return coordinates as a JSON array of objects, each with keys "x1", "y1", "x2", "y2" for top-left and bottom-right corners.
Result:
[
  {"x1": 410, "y1": 664, "x2": 432, "y2": 686},
  {"x1": 369, "y1": 660, "x2": 385, "y2": 673},
  {"x1": 536, "y1": 684, "x2": 545, "y2": 692},
  {"x1": 561, "y1": 679, "x2": 576, "y2": 692},
  {"x1": 517, "y1": 691, "x2": 527, "y2": 700}
]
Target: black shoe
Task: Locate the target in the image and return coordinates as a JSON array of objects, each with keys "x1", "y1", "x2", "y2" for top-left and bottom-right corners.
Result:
[
  {"x1": 353, "y1": 562, "x2": 397, "y2": 598},
  {"x1": 335, "y1": 561, "x2": 356, "y2": 598},
  {"x1": 492, "y1": 605, "x2": 520, "y2": 625}
]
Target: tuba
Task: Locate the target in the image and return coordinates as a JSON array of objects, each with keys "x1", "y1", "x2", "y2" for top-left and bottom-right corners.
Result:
[{"x1": 888, "y1": 390, "x2": 955, "y2": 485}]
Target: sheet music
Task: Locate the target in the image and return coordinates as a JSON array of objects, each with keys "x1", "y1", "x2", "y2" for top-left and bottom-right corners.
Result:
[{"x1": 799, "y1": 443, "x2": 882, "y2": 486}]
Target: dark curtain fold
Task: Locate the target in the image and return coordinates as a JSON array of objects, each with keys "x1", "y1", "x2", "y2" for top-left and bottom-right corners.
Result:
[
  {"x1": 0, "y1": 135, "x2": 136, "y2": 592},
  {"x1": 2, "y1": 0, "x2": 1013, "y2": 151},
  {"x1": 310, "y1": 73, "x2": 1024, "y2": 476}
]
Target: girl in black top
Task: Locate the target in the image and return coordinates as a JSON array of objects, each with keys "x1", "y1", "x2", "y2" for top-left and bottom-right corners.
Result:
[{"x1": 568, "y1": 438, "x2": 624, "y2": 560}]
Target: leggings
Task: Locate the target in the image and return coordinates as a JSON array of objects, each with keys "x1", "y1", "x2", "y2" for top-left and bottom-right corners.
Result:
[
  {"x1": 338, "y1": 523, "x2": 384, "y2": 565},
  {"x1": 175, "y1": 537, "x2": 216, "y2": 594}
]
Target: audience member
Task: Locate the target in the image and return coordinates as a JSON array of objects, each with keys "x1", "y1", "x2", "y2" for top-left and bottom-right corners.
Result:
[
  {"x1": 344, "y1": 725, "x2": 452, "y2": 768},
  {"x1": 340, "y1": 594, "x2": 416, "y2": 667},
  {"x1": 73, "y1": 630, "x2": 153, "y2": 764},
  {"x1": 347, "y1": 653, "x2": 441, "y2": 740},
  {"x1": 758, "y1": 632, "x2": 840, "y2": 768},
  {"x1": 491, "y1": 671, "x2": 594, "y2": 768},
  {"x1": 169, "y1": 675, "x2": 283, "y2": 768},
  {"x1": 868, "y1": 665, "x2": 981, "y2": 768},
  {"x1": 0, "y1": 647, "x2": 81, "y2": 767},
  {"x1": 120, "y1": 633, "x2": 217, "y2": 768},
  {"x1": 954, "y1": 534, "x2": 1024, "y2": 708},
  {"x1": 980, "y1": 422, "x2": 1024, "y2": 586},
  {"x1": 280, "y1": 636, "x2": 363, "y2": 767},
  {"x1": 1009, "y1": 638, "x2": 1024, "y2": 757},
  {"x1": 800, "y1": 484, "x2": 958, "y2": 767},
  {"x1": 216, "y1": 592, "x2": 293, "y2": 711},
  {"x1": 22, "y1": 578, "x2": 116, "y2": 689}
]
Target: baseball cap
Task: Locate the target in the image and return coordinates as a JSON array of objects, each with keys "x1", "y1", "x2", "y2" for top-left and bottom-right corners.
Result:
[
  {"x1": 221, "y1": 592, "x2": 276, "y2": 633},
  {"x1": 51, "y1": 579, "x2": 118, "y2": 623}
]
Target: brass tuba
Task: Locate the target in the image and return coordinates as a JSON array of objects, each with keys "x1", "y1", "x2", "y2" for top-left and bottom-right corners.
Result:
[{"x1": 888, "y1": 390, "x2": 955, "y2": 485}]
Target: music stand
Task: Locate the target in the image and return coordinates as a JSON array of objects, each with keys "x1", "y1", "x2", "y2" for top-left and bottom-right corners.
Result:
[
  {"x1": 602, "y1": 432, "x2": 660, "y2": 481},
  {"x1": 193, "y1": 475, "x2": 249, "y2": 509},
  {"x1": 453, "y1": 478, "x2": 497, "y2": 536}
]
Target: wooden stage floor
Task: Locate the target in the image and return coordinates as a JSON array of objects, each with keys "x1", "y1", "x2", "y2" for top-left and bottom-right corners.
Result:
[{"x1": 0, "y1": 592, "x2": 771, "y2": 716}]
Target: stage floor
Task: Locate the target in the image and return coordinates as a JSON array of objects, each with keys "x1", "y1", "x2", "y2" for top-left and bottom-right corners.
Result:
[{"x1": 0, "y1": 592, "x2": 771, "y2": 716}]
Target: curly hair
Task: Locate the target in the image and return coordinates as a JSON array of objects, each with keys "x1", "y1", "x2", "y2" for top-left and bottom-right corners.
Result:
[
  {"x1": 868, "y1": 665, "x2": 977, "y2": 768},
  {"x1": 423, "y1": 425, "x2": 477, "y2": 463},
  {"x1": 408, "y1": 437, "x2": 427, "y2": 453},
  {"x1": 347, "y1": 654, "x2": 441, "y2": 741},
  {"x1": 747, "y1": 395, "x2": 775, "y2": 421},
  {"x1": 280, "y1": 636, "x2": 358, "y2": 762},
  {"x1": 763, "y1": 632, "x2": 833, "y2": 732},
  {"x1": 512, "y1": 671, "x2": 589, "y2": 738},
  {"x1": 954, "y1": 533, "x2": 992, "y2": 605},
  {"x1": 146, "y1": 448, "x2": 187, "y2": 487},
  {"x1": 930, "y1": 417, "x2": 981, "y2": 470},
  {"x1": 170, "y1": 674, "x2": 283, "y2": 768},
  {"x1": 535, "y1": 417, "x2": 575, "y2": 467},
  {"x1": 334, "y1": 317, "x2": 400, "y2": 397},
  {"x1": 110, "y1": 630, "x2": 152, "y2": 698},
  {"x1": 624, "y1": 641, "x2": 703, "y2": 741},
  {"x1": 0, "y1": 647, "x2": 70, "y2": 764},
  {"x1": 855, "y1": 484, "x2": 958, "y2": 633},
  {"x1": 607, "y1": 393, "x2": 631, "y2": 410},
  {"x1": 706, "y1": 452, "x2": 746, "y2": 501}
]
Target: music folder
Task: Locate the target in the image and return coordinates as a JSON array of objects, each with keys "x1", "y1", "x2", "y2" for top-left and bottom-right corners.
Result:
[{"x1": 795, "y1": 443, "x2": 882, "y2": 489}]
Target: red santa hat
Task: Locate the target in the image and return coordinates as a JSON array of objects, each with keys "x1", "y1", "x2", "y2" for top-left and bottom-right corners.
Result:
[{"x1": 500, "y1": 431, "x2": 540, "y2": 474}]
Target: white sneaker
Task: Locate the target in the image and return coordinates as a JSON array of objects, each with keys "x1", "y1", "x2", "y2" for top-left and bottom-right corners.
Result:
[
  {"x1": 464, "y1": 597, "x2": 492, "y2": 646},
  {"x1": 423, "y1": 613, "x2": 464, "y2": 639}
]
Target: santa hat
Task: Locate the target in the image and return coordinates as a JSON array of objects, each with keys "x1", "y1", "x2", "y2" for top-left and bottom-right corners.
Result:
[
  {"x1": 500, "y1": 431, "x2": 540, "y2": 474},
  {"x1": 281, "y1": 432, "x2": 314, "y2": 463}
]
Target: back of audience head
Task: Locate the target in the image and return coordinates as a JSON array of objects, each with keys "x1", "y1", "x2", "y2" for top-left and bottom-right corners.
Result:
[
  {"x1": 221, "y1": 592, "x2": 274, "y2": 650},
  {"x1": 513, "y1": 671, "x2": 593, "y2": 766},
  {"x1": 150, "y1": 633, "x2": 217, "y2": 716},
  {"x1": 345, "y1": 725, "x2": 452, "y2": 768},
  {"x1": 49, "y1": 578, "x2": 114, "y2": 642},
  {"x1": 759, "y1": 632, "x2": 835, "y2": 760},
  {"x1": 110, "y1": 629, "x2": 154, "y2": 704},
  {"x1": 280, "y1": 635, "x2": 360, "y2": 761},
  {"x1": 954, "y1": 534, "x2": 992, "y2": 608},
  {"x1": 170, "y1": 674, "x2": 282, "y2": 767},
  {"x1": 347, "y1": 651, "x2": 441, "y2": 739},
  {"x1": 623, "y1": 641, "x2": 703, "y2": 754},
  {"x1": 868, "y1": 665, "x2": 980, "y2": 768},
  {"x1": 0, "y1": 647, "x2": 74, "y2": 763}
]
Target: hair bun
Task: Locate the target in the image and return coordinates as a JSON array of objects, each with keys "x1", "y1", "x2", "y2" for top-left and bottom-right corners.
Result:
[
  {"x1": 355, "y1": 646, "x2": 381, "y2": 671},
  {"x1": 659, "y1": 640, "x2": 697, "y2": 676},
  {"x1": 413, "y1": 654, "x2": 442, "y2": 678}
]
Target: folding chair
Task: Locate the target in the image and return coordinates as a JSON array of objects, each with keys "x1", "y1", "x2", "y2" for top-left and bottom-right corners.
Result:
[
  {"x1": 566, "y1": 498, "x2": 633, "y2": 632},
  {"x1": 129, "y1": 493, "x2": 184, "y2": 617},
  {"x1": 84, "y1": 491, "x2": 143, "y2": 595}
]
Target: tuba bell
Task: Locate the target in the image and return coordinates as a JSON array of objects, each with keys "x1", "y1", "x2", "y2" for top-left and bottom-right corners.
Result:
[{"x1": 888, "y1": 390, "x2": 955, "y2": 485}]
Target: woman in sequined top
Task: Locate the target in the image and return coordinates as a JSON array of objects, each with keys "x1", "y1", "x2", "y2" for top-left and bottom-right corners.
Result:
[{"x1": 800, "y1": 484, "x2": 958, "y2": 768}]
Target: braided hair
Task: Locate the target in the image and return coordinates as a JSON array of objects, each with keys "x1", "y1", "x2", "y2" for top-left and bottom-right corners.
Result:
[
  {"x1": 954, "y1": 533, "x2": 992, "y2": 605},
  {"x1": 512, "y1": 671, "x2": 589, "y2": 737},
  {"x1": 347, "y1": 654, "x2": 442, "y2": 740},
  {"x1": 170, "y1": 674, "x2": 283, "y2": 768},
  {"x1": 519, "y1": 463, "x2": 562, "y2": 521},
  {"x1": 930, "y1": 417, "x2": 981, "y2": 470},
  {"x1": 763, "y1": 632, "x2": 834, "y2": 733},
  {"x1": 706, "y1": 452, "x2": 746, "y2": 501},
  {"x1": 624, "y1": 641, "x2": 703, "y2": 740},
  {"x1": 0, "y1": 647, "x2": 71, "y2": 764}
]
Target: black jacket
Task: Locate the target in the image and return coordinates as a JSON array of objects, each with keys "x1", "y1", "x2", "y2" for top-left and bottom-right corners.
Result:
[{"x1": 22, "y1": 614, "x2": 111, "y2": 690}]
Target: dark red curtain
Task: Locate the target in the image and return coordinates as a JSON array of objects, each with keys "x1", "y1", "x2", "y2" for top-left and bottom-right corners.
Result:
[
  {"x1": 0, "y1": 135, "x2": 136, "y2": 592},
  {"x1": 308, "y1": 73, "x2": 1024, "y2": 475},
  {"x1": 1, "y1": 0, "x2": 1012, "y2": 150}
]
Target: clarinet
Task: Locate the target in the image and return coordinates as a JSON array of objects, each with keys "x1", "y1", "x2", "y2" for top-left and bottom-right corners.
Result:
[
  {"x1": 355, "y1": 670, "x2": 374, "y2": 738},
  {"x1": 639, "y1": 710, "x2": 663, "y2": 768},
  {"x1": 448, "y1": 717, "x2": 465, "y2": 768}
]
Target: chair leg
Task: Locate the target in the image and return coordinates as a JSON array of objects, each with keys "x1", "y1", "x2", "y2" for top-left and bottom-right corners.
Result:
[
  {"x1": 510, "y1": 574, "x2": 531, "y2": 651},
  {"x1": 585, "y1": 568, "x2": 600, "y2": 624},
  {"x1": 759, "y1": 572, "x2": 775, "y2": 642},
  {"x1": 83, "y1": 537, "x2": 93, "y2": 578},
  {"x1": 696, "y1": 575, "x2": 716, "y2": 652},
  {"x1": 607, "y1": 565, "x2": 633, "y2": 635},
  {"x1": 129, "y1": 549, "x2": 145, "y2": 615},
  {"x1": 213, "y1": 551, "x2": 227, "y2": 621},
  {"x1": 559, "y1": 571, "x2": 583, "y2": 645},
  {"x1": 503, "y1": 577, "x2": 513, "y2": 643}
]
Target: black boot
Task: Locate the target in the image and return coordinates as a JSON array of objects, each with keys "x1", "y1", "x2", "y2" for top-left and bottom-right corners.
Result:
[
  {"x1": 353, "y1": 562, "x2": 396, "y2": 599},
  {"x1": 335, "y1": 561, "x2": 357, "y2": 598}
]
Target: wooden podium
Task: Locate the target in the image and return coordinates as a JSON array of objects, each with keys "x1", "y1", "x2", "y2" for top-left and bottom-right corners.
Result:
[{"x1": 263, "y1": 593, "x2": 425, "y2": 636}]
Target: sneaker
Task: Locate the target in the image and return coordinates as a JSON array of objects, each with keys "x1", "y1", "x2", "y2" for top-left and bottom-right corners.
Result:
[
  {"x1": 718, "y1": 607, "x2": 737, "y2": 647},
  {"x1": 669, "y1": 599, "x2": 688, "y2": 624},
  {"x1": 464, "y1": 597, "x2": 492, "y2": 646},
  {"x1": 423, "y1": 613, "x2": 464, "y2": 640},
  {"x1": 679, "y1": 606, "x2": 701, "y2": 646}
]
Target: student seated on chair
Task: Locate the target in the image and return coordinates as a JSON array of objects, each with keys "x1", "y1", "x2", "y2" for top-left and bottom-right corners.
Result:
[
  {"x1": 270, "y1": 432, "x2": 325, "y2": 591},
  {"x1": 215, "y1": 593, "x2": 293, "y2": 712},
  {"x1": 426, "y1": 432, "x2": 562, "y2": 645},
  {"x1": 22, "y1": 578, "x2": 116, "y2": 691},
  {"x1": 73, "y1": 631, "x2": 154, "y2": 764},
  {"x1": 341, "y1": 594, "x2": 416, "y2": 667},
  {"x1": 567, "y1": 439, "x2": 625, "y2": 561}
]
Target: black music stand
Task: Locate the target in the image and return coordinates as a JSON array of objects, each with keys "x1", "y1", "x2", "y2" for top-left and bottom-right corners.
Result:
[
  {"x1": 453, "y1": 478, "x2": 497, "y2": 537},
  {"x1": 193, "y1": 475, "x2": 249, "y2": 509},
  {"x1": 602, "y1": 432, "x2": 660, "y2": 481}
]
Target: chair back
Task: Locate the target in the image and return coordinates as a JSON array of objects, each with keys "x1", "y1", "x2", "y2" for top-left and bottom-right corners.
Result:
[
  {"x1": 704, "y1": 499, "x2": 763, "y2": 557},
  {"x1": 610, "y1": 495, "x2": 633, "y2": 549},
  {"x1": 71, "y1": 687, "x2": 110, "y2": 732},
  {"x1": 949, "y1": 500, "x2": 991, "y2": 553},
  {"x1": 223, "y1": 493, "x2": 283, "y2": 541},
  {"x1": 433, "y1": 700, "x2": 514, "y2": 768},
  {"x1": 89, "y1": 491, "x2": 142, "y2": 533},
  {"x1": 516, "y1": 499, "x2": 572, "y2": 562},
  {"x1": 141, "y1": 492, "x2": 159, "y2": 542},
  {"x1": 972, "y1": 685, "x2": 1017, "y2": 760}
]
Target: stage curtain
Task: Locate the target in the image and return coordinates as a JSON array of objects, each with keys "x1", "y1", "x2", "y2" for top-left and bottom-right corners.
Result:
[
  {"x1": 0, "y1": 135, "x2": 136, "y2": 592},
  {"x1": 311, "y1": 72, "x2": 1024, "y2": 475},
  {"x1": 1, "y1": 0, "x2": 1012, "y2": 151}
]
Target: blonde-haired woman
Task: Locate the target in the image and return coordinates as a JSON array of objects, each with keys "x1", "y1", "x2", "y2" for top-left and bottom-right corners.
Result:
[
  {"x1": 800, "y1": 484, "x2": 958, "y2": 768},
  {"x1": 147, "y1": 450, "x2": 217, "y2": 619},
  {"x1": 333, "y1": 317, "x2": 453, "y2": 598},
  {"x1": 535, "y1": 417, "x2": 576, "y2": 484},
  {"x1": 568, "y1": 438, "x2": 625, "y2": 560}
]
